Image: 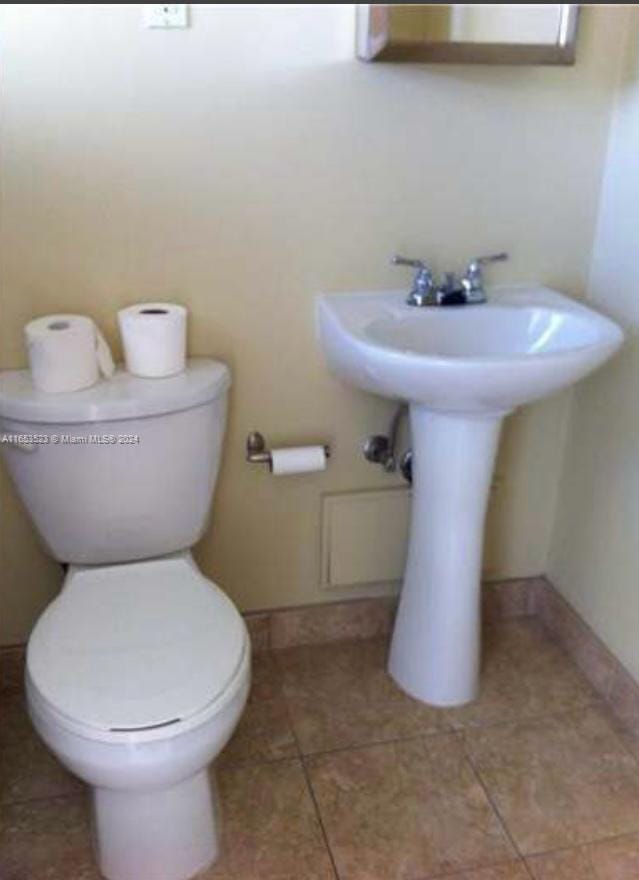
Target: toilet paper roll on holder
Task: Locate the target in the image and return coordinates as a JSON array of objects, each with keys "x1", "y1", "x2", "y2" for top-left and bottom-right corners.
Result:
[{"x1": 246, "y1": 431, "x2": 331, "y2": 466}]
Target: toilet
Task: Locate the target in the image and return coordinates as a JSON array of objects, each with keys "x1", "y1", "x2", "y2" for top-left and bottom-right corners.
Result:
[{"x1": 0, "y1": 358, "x2": 250, "y2": 880}]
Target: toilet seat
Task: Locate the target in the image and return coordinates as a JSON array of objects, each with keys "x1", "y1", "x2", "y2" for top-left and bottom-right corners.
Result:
[{"x1": 27, "y1": 554, "x2": 248, "y2": 742}]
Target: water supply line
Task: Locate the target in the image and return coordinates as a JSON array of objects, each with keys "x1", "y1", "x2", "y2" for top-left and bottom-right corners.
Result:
[{"x1": 363, "y1": 404, "x2": 412, "y2": 483}]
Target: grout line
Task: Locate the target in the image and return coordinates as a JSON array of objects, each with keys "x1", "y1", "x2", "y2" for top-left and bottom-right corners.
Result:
[
  {"x1": 462, "y1": 738, "x2": 527, "y2": 869},
  {"x1": 522, "y1": 828, "x2": 639, "y2": 861},
  {"x1": 267, "y1": 656, "x2": 340, "y2": 880},
  {"x1": 286, "y1": 713, "x2": 341, "y2": 880},
  {"x1": 464, "y1": 734, "x2": 639, "y2": 877},
  {"x1": 270, "y1": 701, "x2": 603, "y2": 767},
  {"x1": 290, "y1": 725, "x2": 454, "y2": 761},
  {"x1": 271, "y1": 652, "x2": 341, "y2": 880},
  {"x1": 219, "y1": 752, "x2": 300, "y2": 772},
  {"x1": 300, "y1": 756, "x2": 341, "y2": 880},
  {"x1": 446, "y1": 698, "x2": 605, "y2": 737}
]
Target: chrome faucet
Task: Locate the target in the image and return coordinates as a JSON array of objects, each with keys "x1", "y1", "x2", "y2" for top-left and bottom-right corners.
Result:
[
  {"x1": 392, "y1": 252, "x2": 508, "y2": 307},
  {"x1": 391, "y1": 256, "x2": 435, "y2": 306},
  {"x1": 461, "y1": 253, "x2": 508, "y2": 304}
]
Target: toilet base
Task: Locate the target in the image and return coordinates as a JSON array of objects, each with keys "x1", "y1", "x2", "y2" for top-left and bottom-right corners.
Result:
[{"x1": 94, "y1": 770, "x2": 219, "y2": 880}]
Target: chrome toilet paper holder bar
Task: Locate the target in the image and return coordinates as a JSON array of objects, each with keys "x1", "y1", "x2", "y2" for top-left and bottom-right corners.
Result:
[{"x1": 246, "y1": 431, "x2": 331, "y2": 466}]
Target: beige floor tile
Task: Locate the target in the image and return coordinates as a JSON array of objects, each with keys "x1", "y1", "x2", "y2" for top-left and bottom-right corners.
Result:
[
  {"x1": 527, "y1": 848, "x2": 597, "y2": 879},
  {"x1": 275, "y1": 637, "x2": 449, "y2": 753},
  {"x1": 527, "y1": 833, "x2": 639, "y2": 879},
  {"x1": 0, "y1": 693, "x2": 33, "y2": 745},
  {"x1": 607, "y1": 714, "x2": 639, "y2": 765},
  {"x1": 219, "y1": 696, "x2": 298, "y2": 766},
  {"x1": 0, "y1": 692, "x2": 81, "y2": 805},
  {"x1": 194, "y1": 855, "x2": 235, "y2": 880},
  {"x1": 0, "y1": 794, "x2": 99, "y2": 880},
  {"x1": 1, "y1": 730, "x2": 83, "y2": 805},
  {"x1": 306, "y1": 734, "x2": 515, "y2": 880},
  {"x1": 466, "y1": 706, "x2": 639, "y2": 855},
  {"x1": 219, "y1": 651, "x2": 297, "y2": 766},
  {"x1": 1, "y1": 785, "x2": 240, "y2": 880},
  {"x1": 0, "y1": 647, "x2": 25, "y2": 693},
  {"x1": 244, "y1": 613, "x2": 271, "y2": 654},
  {"x1": 441, "y1": 863, "x2": 530, "y2": 879},
  {"x1": 591, "y1": 700, "x2": 639, "y2": 766},
  {"x1": 216, "y1": 757, "x2": 334, "y2": 880},
  {"x1": 445, "y1": 619, "x2": 598, "y2": 730},
  {"x1": 274, "y1": 634, "x2": 389, "y2": 681},
  {"x1": 249, "y1": 651, "x2": 285, "y2": 702}
]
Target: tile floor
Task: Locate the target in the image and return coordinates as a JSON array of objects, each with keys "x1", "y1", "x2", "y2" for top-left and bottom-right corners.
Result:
[{"x1": 4, "y1": 619, "x2": 639, "y2": 879}]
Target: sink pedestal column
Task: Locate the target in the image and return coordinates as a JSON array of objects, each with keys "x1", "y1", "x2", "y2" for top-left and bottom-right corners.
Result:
[{"x1": 388, "y1": 405, "x2": 504, "y2": 706}]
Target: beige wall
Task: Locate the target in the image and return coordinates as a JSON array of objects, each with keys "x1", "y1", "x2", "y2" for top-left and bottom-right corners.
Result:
[
  {"x1": 548, "y1": 10, "x2": 639, "y2": 680},
  {"x1": 450, "y1": 6, "x2": 563, "y2": 45},
  {"x1": 0, "y1": 4, "x2": 626, "y2": 645}
]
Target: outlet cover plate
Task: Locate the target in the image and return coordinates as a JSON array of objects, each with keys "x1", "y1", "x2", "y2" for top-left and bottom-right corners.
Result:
[{"x1": 143, "y1": 5, "x2": 189, "y2": 29}]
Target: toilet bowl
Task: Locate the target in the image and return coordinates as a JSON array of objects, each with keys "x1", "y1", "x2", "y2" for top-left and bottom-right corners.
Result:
[
  {"x1": 26, "y1": 553, "x2": 250, "y2": 880},
  {"x1": 0, "y1": 358, "x2": 248, "y2": 880}
]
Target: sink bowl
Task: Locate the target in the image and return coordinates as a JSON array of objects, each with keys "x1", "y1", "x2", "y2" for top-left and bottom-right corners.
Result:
[
  {"x1": 317, "y1": 285, "x2": 623, "y2": 413},
  {"x1": 317, "y1": 285, "x2": 623, "y2": 707}
]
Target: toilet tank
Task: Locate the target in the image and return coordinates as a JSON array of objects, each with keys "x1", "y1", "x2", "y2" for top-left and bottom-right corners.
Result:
[{"x1": 0, "y1": 359, "x2": 230, "y2": 564}]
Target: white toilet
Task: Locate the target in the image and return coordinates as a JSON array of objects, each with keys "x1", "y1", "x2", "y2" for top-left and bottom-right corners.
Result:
[{"x1": 0, "y1": 358, "x2": 250, "y2": 880}]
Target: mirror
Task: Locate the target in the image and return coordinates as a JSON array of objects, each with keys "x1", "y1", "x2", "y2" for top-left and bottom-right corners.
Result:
[{"x1": 357, "y1": 4, "x2": 580, "y2": 65}]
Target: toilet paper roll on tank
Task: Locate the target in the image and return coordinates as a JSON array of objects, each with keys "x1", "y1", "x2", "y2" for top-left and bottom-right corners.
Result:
[
  {"x1": 118, "y1": 303, "x2": 187, "y2": 378},
  {"x1": 23, "y1": 302, "x2": 187, "y2": 392},
  {"x1": 24, "y1": 315, "x2": 115, "y2": 393}
]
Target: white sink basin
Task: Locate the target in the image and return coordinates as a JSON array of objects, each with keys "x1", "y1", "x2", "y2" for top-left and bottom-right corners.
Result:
[
  {"x1": 318, "y1": 285, "x2": 623, "y2": 413},
  {"x1": 316, "y1": 285, "x2": 623, "y2": 707}
]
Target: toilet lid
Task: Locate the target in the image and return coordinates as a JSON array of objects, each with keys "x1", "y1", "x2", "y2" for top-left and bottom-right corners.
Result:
[{"x1": 27, "y1": 555, "x2": 246, "y2": 733}]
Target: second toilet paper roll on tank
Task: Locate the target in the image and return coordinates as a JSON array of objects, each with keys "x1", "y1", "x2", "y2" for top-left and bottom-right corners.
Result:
[{"x1": 118, "y1": 303, "x2": 187, "y2": 378}]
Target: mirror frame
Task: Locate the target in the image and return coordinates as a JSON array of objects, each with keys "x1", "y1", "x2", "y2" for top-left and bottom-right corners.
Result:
[{"x1": 356, "y1": 4, "x2": 580, "y2": 65}]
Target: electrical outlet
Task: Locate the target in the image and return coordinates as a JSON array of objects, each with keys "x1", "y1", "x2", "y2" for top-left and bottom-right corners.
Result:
[{"x1": 143, "y1": 5, "x2": 189, "y2": 29}]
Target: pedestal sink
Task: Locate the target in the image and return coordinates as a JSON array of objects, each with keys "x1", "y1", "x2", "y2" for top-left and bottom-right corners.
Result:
[{"x1": 317, "y1": 285, "x2": 623, "y2": 706}]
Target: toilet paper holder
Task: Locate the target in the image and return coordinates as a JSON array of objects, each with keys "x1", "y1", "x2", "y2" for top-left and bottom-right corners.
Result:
[{"x1": 246, "y1": 431, "x2": 331, "y2": 466}]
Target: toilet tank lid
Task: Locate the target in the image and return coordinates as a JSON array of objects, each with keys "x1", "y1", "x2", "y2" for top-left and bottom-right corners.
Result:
[{"x1": 0, "y1": 358, "x2": 230, "y2": 424}]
